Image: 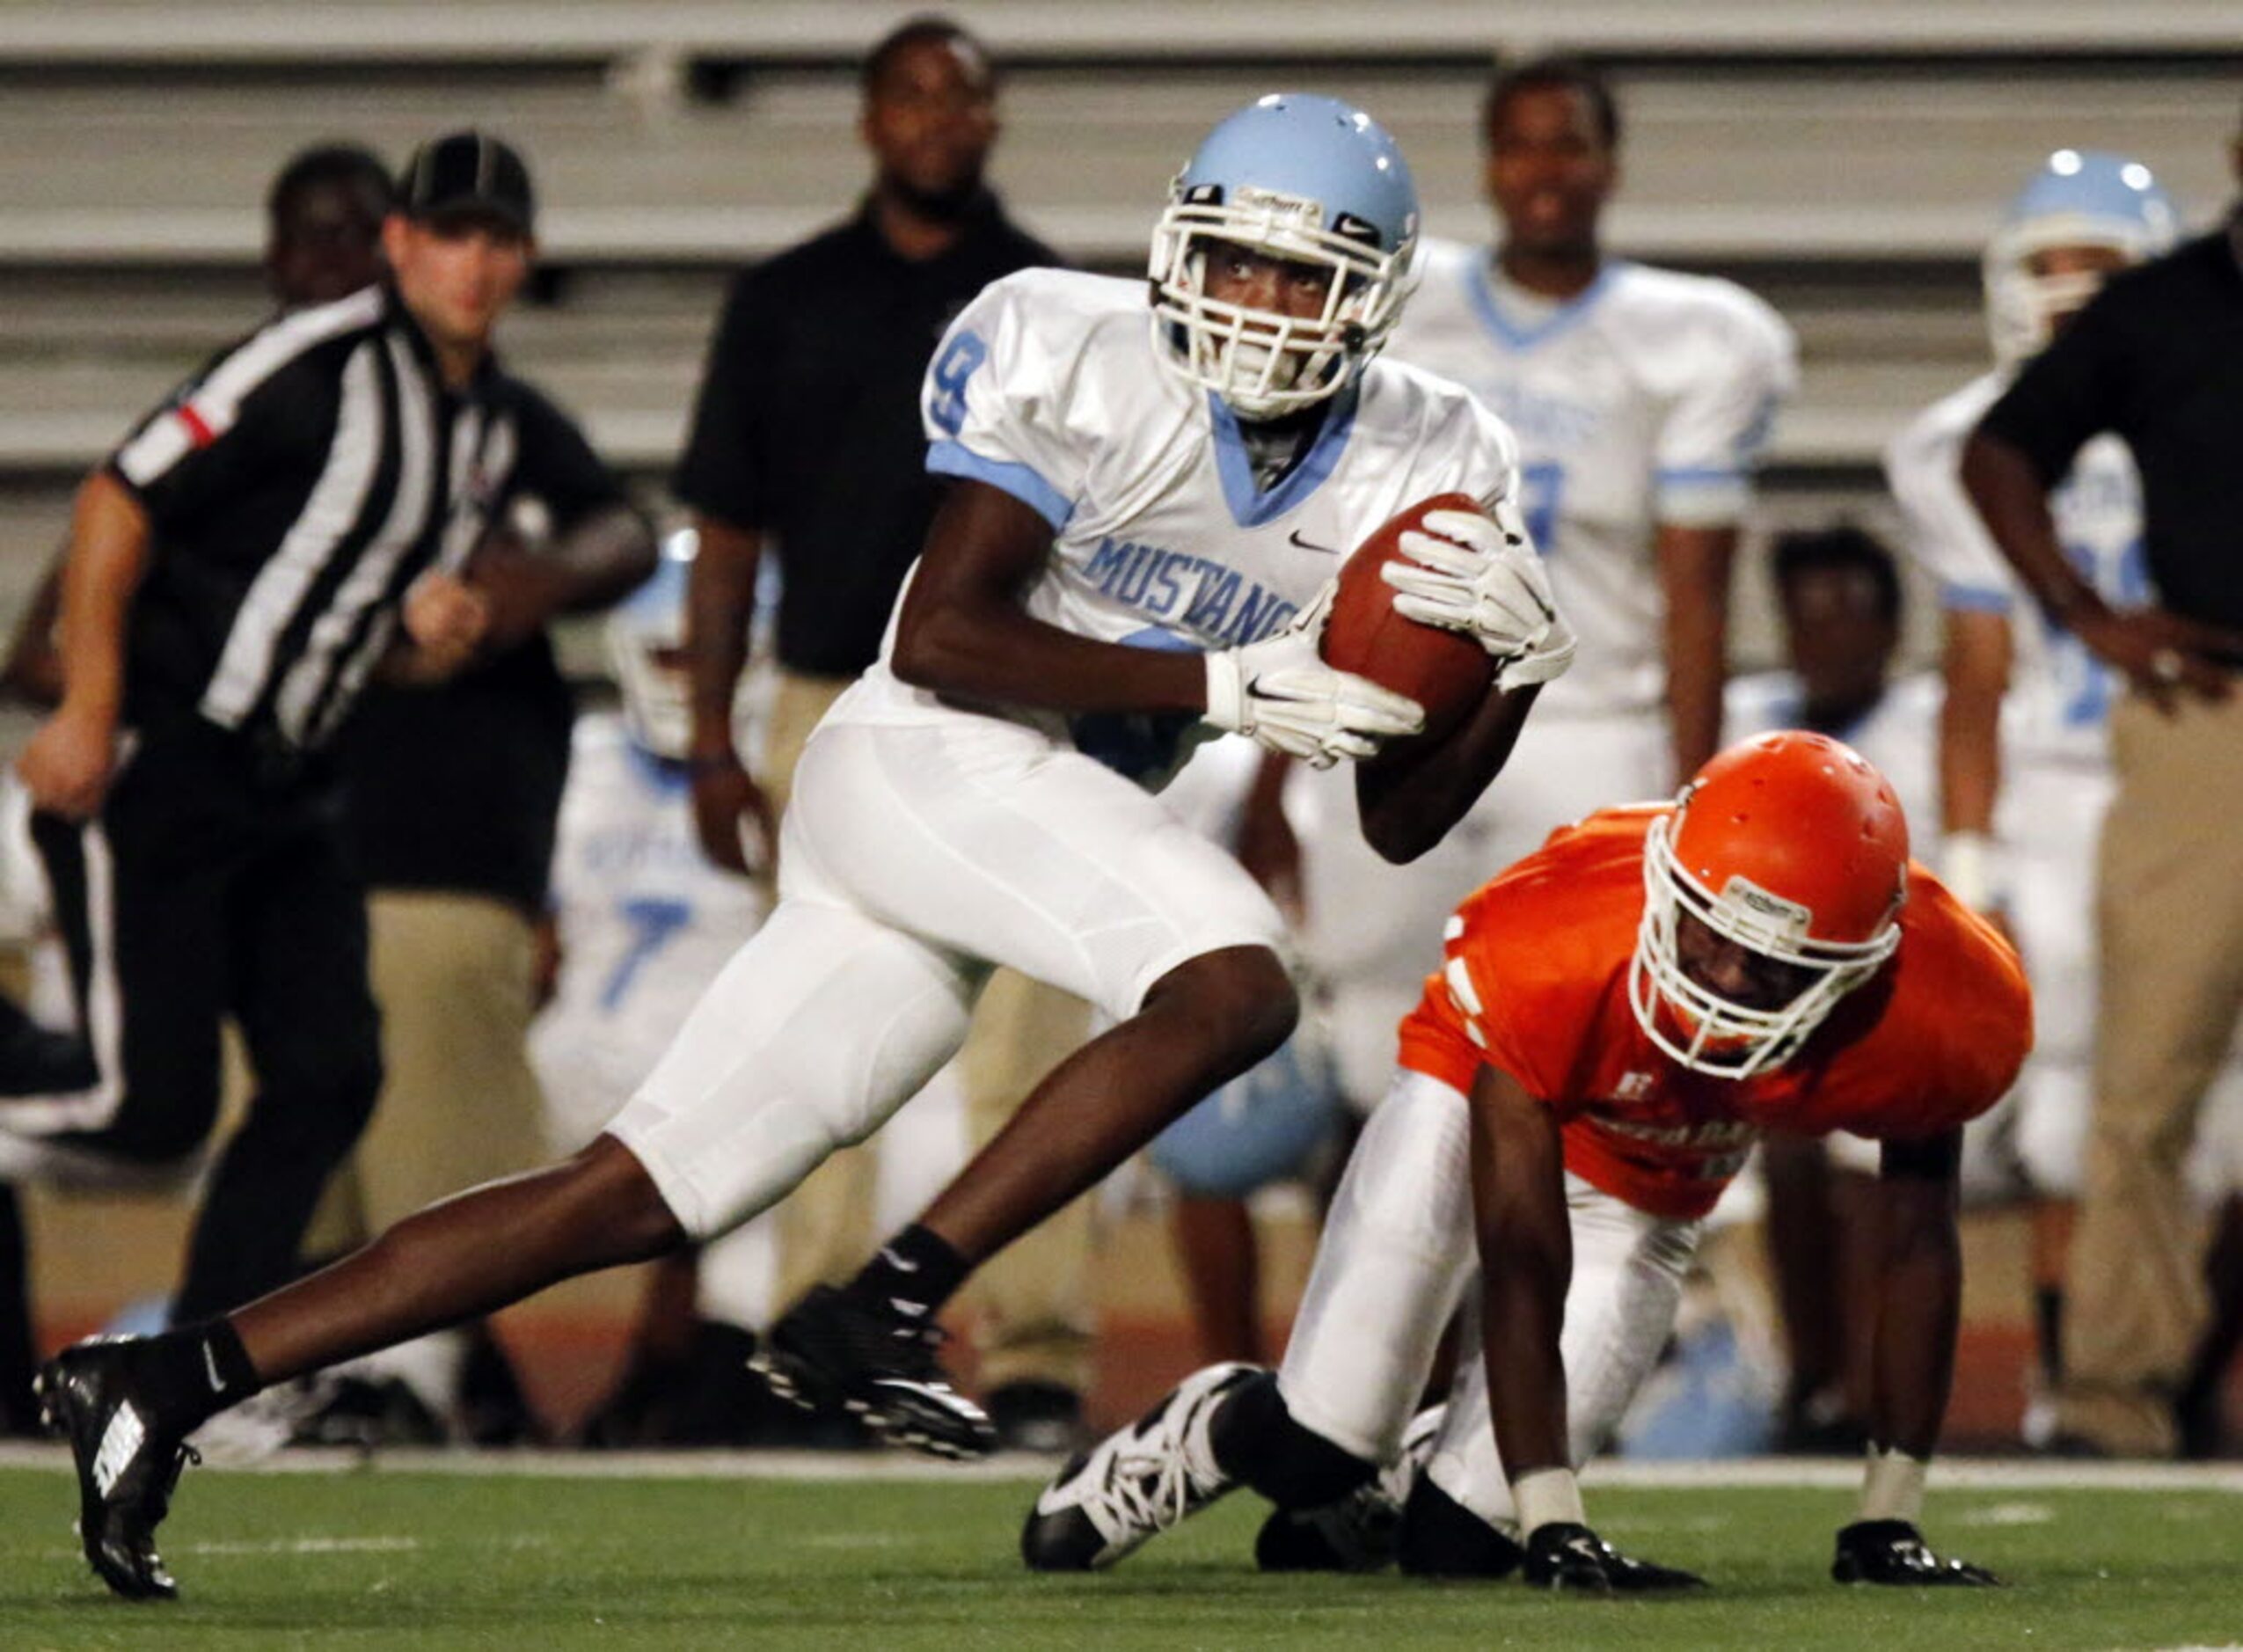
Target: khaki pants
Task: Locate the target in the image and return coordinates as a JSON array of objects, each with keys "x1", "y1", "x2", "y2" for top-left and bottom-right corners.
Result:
[
  {"x1": 2057, "y1": 688, "x2": 2243, "y2": 1453},
  {"x1": 306, "y1": 891, "x2": 548, "y2": 1252},
  {"x1": 760, "y1": 670, "x2": 1096, "y2": 1390}
]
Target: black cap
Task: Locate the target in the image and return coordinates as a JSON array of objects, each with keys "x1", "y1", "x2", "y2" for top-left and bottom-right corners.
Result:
[{"x1": 398, "y1": 130, "x2": 535, "y2": 234}]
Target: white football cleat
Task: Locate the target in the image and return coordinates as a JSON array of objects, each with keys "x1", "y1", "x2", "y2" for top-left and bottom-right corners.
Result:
[{"x1": 1019, "y1": 1362, "x2": 1260, "y2": 1571}]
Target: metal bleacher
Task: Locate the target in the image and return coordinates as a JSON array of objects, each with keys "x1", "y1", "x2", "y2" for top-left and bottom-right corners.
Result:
[{"x1": 0, "y1": 2, "x2": 2236, "y2": 644}]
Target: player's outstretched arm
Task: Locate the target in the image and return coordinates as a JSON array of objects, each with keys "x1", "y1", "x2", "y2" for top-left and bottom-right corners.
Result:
[
  {"x1": 18, "y1": 472, "x2": 150, "y2": 820},
  {"x1": 1468, "y1": 1065, "x2": 1705, "y2": 1593},
  {"x1": 683, "y1": 515, "x2": 775, "y2": 874},
  {"x1": 1653, "y1": 522, "x2": 1735, "y2": 782},
  {"x1": 1833, "y1": 1129, "x2": 2000, "y2": 1587}
]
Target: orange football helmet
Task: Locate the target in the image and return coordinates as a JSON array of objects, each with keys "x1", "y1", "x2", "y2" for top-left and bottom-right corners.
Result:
[{"x1": 1629, "y1": 731, "x2": 1910, "y2": 1078}]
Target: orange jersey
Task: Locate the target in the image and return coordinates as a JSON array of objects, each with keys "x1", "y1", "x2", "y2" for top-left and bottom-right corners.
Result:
[{"x1": 1397, "y1": 806, "x2": 2033, "y2": 1221}]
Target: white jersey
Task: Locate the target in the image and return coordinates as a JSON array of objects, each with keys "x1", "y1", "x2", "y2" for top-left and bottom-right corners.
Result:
[
  {"x1": 530, "y1": 714, "x2": 769, "y2": 1148},
  {"x1": 1390, "y1": 241, "x2": 1797, "y2": 717},
  {"x1": 827, "y1": 267, "x2": 1522, "y2": 786},
  {"x1": 1885, "y1": 370, "x2": 2145, "y2": 771},
  {"x1": 1724, "y1": 670, "x2": 1942, "y2": 848}
]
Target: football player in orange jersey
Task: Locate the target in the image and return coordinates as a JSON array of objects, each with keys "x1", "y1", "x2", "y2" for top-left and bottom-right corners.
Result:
[{"x1": 1026, "y1": 730, "x2": 2030, "y2": 1590}]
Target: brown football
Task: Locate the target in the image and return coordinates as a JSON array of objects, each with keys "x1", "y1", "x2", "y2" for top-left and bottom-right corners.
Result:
[{"x1": 1320, "y1": 492, "x2": 1496, "y2": 741}]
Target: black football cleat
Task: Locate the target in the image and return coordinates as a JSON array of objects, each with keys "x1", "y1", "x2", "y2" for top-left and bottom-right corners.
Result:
[
  {"x1": 1523, "y1": 1521, "x2": 1706, "y2": 1593},
  {"x1": 750, "y1": 1285, "x2": 996, "y2": 1461},
  {"x1": 38, "y1": 1339, "x2": 200, "y2": 1601},
  {"x1": 1831, "y1": 1519, "x2": 2001, "y2": 1586}
]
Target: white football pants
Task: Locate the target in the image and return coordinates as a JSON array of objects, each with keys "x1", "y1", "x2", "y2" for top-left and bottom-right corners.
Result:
[
  {"x1": 1277, "y1": 1068, "x2": 1699, "y2": 1531},
  {"x1": 606, "y1": 705, "x2": 1285, "y2": 1239}
]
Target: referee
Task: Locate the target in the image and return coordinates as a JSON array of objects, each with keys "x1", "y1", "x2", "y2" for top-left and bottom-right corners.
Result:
[{"x1": 7, "y1": 130, "x2": 650, "y2": 1320}]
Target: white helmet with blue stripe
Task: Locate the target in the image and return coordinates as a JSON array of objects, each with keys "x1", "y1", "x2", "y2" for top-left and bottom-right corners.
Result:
[
  {"x1": 605, "y1": 529, "x2": 696, "y2": 760},
  {"x1": 1150, "y1": 92, "x2": 1419, "y2": 420},
  {"x1": 1984, "y1": 149, "x2": 2181, "y2": 365}
]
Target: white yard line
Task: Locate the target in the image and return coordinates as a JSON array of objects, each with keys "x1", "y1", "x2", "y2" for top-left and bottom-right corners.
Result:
[{"x1": 0, "y1": 1442, "x2": 2239, "y2": 1490}]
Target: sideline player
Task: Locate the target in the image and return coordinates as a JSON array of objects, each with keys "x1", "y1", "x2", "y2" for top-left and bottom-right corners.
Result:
[
  {"x1": 530, "y1": 537, "x2": 793, "y2": 1442},
  {"x1": 1724, "y1": 525, "x2": 1939, "y2": 1449},
  {"x1": 1884, "y1": 150, "x2": 2229, "y2": 1444},
  {"x1": 1282, "y1": 55, "x2": 1795, "y2": 1112},
  {"x1": 1026, "y1": 733, "x2": 2027, "y2": 1590},
  {"x1": 40, "y1": 94, "x2": 1574, "y2": 1600}
]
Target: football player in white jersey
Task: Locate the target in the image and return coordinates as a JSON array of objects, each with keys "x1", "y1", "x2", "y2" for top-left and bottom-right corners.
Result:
[
  {"x1": 1280, "y1": 56, "x2": 1797, "y2": 1111},
  {"x1": 531, "y1": 539, "x2": 785, "y2": 1441},
  {"x1": 537, "y1": 541, "x2": 771, "y2": 1148},
  {"x1": 1724, "y1": 525, "x2": 1939, "y2": 1449},
  {"x1": 1726, "y1": 527, "x2": 1939, "y2": 843},
  {"x1": 42, "y1": 93, "x2": 1577, "y2": 1599},
  {"x1": 1881, "y1": 148, "x2": 2240, "y2": 1443}
]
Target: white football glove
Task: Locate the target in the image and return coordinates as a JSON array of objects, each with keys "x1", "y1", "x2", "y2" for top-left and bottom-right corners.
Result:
[
  {"x1": 1380, "y1": 503, "x2": 1577, "y2": 690},
  {"x1": 1204, "y1": 584, "x2": 1425, "y2": 769}
]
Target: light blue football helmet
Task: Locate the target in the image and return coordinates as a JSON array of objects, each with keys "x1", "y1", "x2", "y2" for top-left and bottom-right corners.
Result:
[
  {"x1": 1150, "y1": 92, "x2": 1420, "y2": 419},
  {"x1": 1149, "y1": 1020, "x2": 1342, "y2": 1199},
  {"x1": 1984, "y1": 149, "x2": 2181, "y2": 364}
]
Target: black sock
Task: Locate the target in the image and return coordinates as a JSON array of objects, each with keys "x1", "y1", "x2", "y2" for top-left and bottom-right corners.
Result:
[
  {"x1": 1209, "y1": 1368, "x2": 1376, "y2": 1507},
  {"x1": 134, "y1": 1318, "x2": 262, "y2": 1433},
  {"x1": 2035, "y1": 1286, "x2": 2064, "y2": 1385},
  {"x1": 847, "y1": 1224, "x2": 968, "y2": 1319},
  {"x1": 0, "y1": 1187, "x2": 39, "y2": 1435}
]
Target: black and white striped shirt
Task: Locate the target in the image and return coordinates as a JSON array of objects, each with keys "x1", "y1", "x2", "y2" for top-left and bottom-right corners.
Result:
[{"x1": 109, "y1": 284, "x2": 622, "y2": 755}]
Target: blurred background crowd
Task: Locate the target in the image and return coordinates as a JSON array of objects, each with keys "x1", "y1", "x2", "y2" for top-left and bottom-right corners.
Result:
[{"x1": 0, "y1": 2, "x2": 2237, "y2": 1464}]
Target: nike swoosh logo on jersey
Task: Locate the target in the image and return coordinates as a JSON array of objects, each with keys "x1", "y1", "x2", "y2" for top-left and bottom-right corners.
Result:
[{"x1": 1287, "y1": 530, "x2": 1342, "y2": 555}]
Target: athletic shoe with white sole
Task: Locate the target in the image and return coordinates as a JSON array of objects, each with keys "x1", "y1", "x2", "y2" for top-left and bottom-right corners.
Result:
[{"x1": 1020, "y1": 1361, "x2": 1260, "y2": 1571}]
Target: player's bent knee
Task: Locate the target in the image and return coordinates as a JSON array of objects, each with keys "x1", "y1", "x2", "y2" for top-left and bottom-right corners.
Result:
[
  {"x1": 1397, "y1": 1477, "x2": 1524, "y2": 1579},
  {"x1": 1210, "y1": 1368, "x2": 1378, "y2": 1509},
  {"x1": 1150, "y1": 946, "x2": 1297, "y2": 1067}
]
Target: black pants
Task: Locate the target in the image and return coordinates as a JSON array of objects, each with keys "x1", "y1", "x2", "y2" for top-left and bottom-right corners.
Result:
[{"x1": 13, "y1": 720, "x2": 383, "y2": 1319}]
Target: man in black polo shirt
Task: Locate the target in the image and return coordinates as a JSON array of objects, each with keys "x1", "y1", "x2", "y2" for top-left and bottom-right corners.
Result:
[
  {"x1": 5, "y1": 130, "x2": 649, "y2": 1338},
  {"x1": 669, "y1": 16, "x2": 1089, "y2": 1450},
  {"x1": 1962, "y1": 117, "x2": 2243, "y2": 1458}
]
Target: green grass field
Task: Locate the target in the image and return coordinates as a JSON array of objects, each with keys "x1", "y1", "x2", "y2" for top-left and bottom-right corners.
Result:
[{"x1": 0, "y1": 1451, "x2": 2237, "y2": 1649}]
